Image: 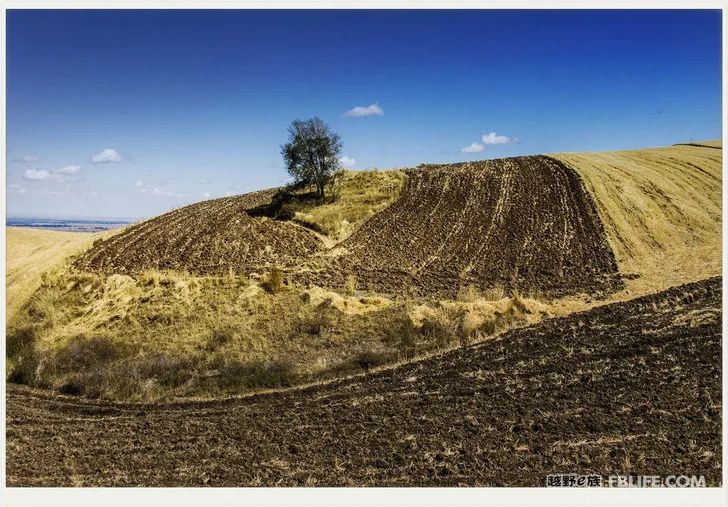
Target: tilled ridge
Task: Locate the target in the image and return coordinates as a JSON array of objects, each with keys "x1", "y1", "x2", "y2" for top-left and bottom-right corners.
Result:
[
  {"x1": 74, "y1": 189, "x2": 324, "y2": 275},
  {"x1": 6, "y1": 277, "x2": 721, "y2": 486},
  {"x1": 74, "y1": 156, "x2": 622, "y2": 298},
  {"x1": 302, "y1": 156, "x2": 622, "y2": 297}
]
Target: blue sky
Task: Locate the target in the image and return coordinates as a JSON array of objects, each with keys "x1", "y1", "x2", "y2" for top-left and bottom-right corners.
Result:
[{"x1": 6, "y1": 9, "x2": 722, "y2": 219}]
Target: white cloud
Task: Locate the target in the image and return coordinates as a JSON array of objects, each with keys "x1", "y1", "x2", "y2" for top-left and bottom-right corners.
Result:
[
  {"x1": 138, "y1": 183, "x2": 190, "y2": 199},
  {"x1": 481, "y1": 132, "x2": 519, "y2": 145},
  {"x1": 140, "y1": 186, "x2": 168, "y2": 196},
  {"x1": 14, "y1": 155, "x2": 40, "y2": 163},
  {"x1": 138, "y1": 182, "x2": 160, "y2": 193},
  {"x1": 345, "y1": 103, "x2": 384, "y2": 117},
  {"x1": 339, "y1": 155, "x2": 356, "y2": 167},
  {"x1": 41, "y1": 185, "x2": 71, "y2": 197},
  {"x1": 54, "y1": 165, "x2": 81, "y2": 175},
  {"x1": 8, "y1": 183, "x2": 27, "y2": 194},
  {"x1": 461, "y1": 142, "x2": 485, "y2": 153},
  {"x1": 202, "y1": 192, "x2": 211, "y2": 199},
  {"x1": 92, "y1": 148, "x2": 123, "y2": 164},
  {"x1": 23, "y1": 169, "x2": 51, "y2": 180}
]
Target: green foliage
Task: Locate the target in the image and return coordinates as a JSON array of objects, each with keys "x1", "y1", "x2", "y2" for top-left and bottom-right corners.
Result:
[{"x1": 281, "y1": 117, "x2": 342, "y2": 198}]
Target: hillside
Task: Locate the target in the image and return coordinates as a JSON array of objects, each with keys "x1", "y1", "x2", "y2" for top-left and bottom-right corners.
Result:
[
  {"x1": 305, "y1": 155, "x2": 620, "y2": 297},
  {"x1": 76, "y1": 155, "x2": 622, "y2": 298},
  {"x1": 73, "y1": 144, "x2": 721, "y2": 301},
  {"x1": 6, "y1": 277, "x2": 721, "y2": 486},
  {"x1": 75, "y1": 189, "x2": 324, "y2": 276},
  {"x1": 7, "y1": 141, "x2": 721, "y2": 401},
  {"x1": 6, "y1": 228, "x2": 96, "y2": 325},
  {"x1": 554, "y1": 143, "x2": 721, "y2": 294}
]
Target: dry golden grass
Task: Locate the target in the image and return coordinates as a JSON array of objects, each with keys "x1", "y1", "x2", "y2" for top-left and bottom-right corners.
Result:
[
  {"x1": 9, "y1": 264, "x2": 560, "y2": 400},
  {"x1": 6, "y1": 228, "x2": 97, "y2": 326},
  {"x1": 553, "y1": 142, "x2": 721, "y2": 296},
  {"x1": 284, "y1": 169, "x2": 406, "y2": 241}
]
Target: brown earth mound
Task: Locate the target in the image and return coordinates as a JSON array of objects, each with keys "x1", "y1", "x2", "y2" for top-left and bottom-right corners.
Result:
[
  {"x1": 305, "y1": 155, "x2": 621, "y2": 297},
  {"x1": 74, "y1": 189, "x2": 324, "y2": 275},
  {"x1": 75, "y1": 156, "x2": 622, "y2": 298},
  {"x1": 6, "y1": 277, "x2": 720, "y2": 486}
]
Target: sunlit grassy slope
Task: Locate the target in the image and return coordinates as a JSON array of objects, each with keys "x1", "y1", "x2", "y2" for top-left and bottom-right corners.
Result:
[
  {"x1": 10, "y1": 267, "x2": 557, "y2": 400},
  {"x1": 553, "y1": 142, "x2": 721, "y2": 294},
  {"x1": 277, "y1": 169, "x2": 406, "y2": 241},
  {"x1": 6, "y1": 228, "x2": 96, "y2": 326}
]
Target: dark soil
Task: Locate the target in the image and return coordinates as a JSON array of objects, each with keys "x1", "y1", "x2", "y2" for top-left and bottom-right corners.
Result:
[
  {"x1": 75, "y1": 156, "x2": 622, "y2": 299},
  {"x1": 6, "y1": 277, "x2": 720, "y2": 487},
  {"x1": 300, "y1": 155, "x2": 622, "y2": 298},
  {"x1": 74, "y1": 189, "x2": 324, "y2": 276}
]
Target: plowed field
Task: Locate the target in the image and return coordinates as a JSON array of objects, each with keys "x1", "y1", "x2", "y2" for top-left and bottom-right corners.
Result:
[
  {"x1": 75, "y1": 189, "x2": 324, "y2": 275},
  {"x1": 6, "y1": 277, "x2": 720, "y2": 487},
  {"x1": 75, "y1": 156, "x2": 620, "y2": 299},
  {"x1": 72, "y1": 144, "x2": 721, "y2": 299},
  {"x1": 304, "y1": 155, "x2": 621, "y2": 297}
]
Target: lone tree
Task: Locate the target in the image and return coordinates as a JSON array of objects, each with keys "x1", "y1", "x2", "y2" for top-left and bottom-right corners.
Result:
[{"x1": 281, "y1": 117, "x2": 342, "y2": 199}]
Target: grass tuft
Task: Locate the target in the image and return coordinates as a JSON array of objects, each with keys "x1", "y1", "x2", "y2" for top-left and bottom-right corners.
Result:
[{"x1": 261, "y1": 266, "x2": 284, "y2": 294}]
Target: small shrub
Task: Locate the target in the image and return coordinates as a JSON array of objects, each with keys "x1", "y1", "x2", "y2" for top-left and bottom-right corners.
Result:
[
  {"x1": 261, "y1": 266, "x2": 284, "y2": 294},
  {"x1": 129, "y1": 352, "x2": 196, "y2": 389},
  {"x1": 457, "y1": 284, "x2": 479, "y2": 303},
  {"x1": 140, "y1": 270, "x2": 162, "y2": 287},
  {"x1": 206, "y1": 325, "x2": 235, "y2": 351},
  {"x1": 296, "y1": 305, "x2": 335, "y2": 336},
  {"x1": 6, "y1": 327, "x2": 40, "y2": 385},
  {"x1": 481, "y1": 286, "x2": 505, "y2": 301},
  {"x1": 27, "y1": 287, "x2": 64, "y2": 327},
  {"x1": 419, "y1": 314, "x2": 457, "y2": 348},
  {"x1": 350, "y1": 349, "x2": 394, "y2": 370},
  {"x1": 50, "y1": 335, "x2": 131, "y2": 374},
  {"x1": 58, "y1": 379, "x2": 84, "y2": 396},
  {"x1": 345, "y1": 275, "x2": 358, "y2": 296},
  {"x1": 215, "y1": 358, "x2": 296, "y2": 390},
  {"x1": 384, "y1": 316, "x2": 421, "y2": 360},
  {"x1": 325, "y1": 169, "x2": 345, "y2": 202},
  {"x1": 40, "y1": 266, "x2": 65, "y2": 288},
  {"x1": 7, "y1": 326, "x2": 37, "y2": 359},
  {"x1": 56, "y1": 370, "x2": 109, "y2": 398},
  {"x1": 464, "y1": 311, "x2": 507, "y2": 338},
  {"x1": 510, "y1": 289, "x2": 529, "y2": 314}
]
